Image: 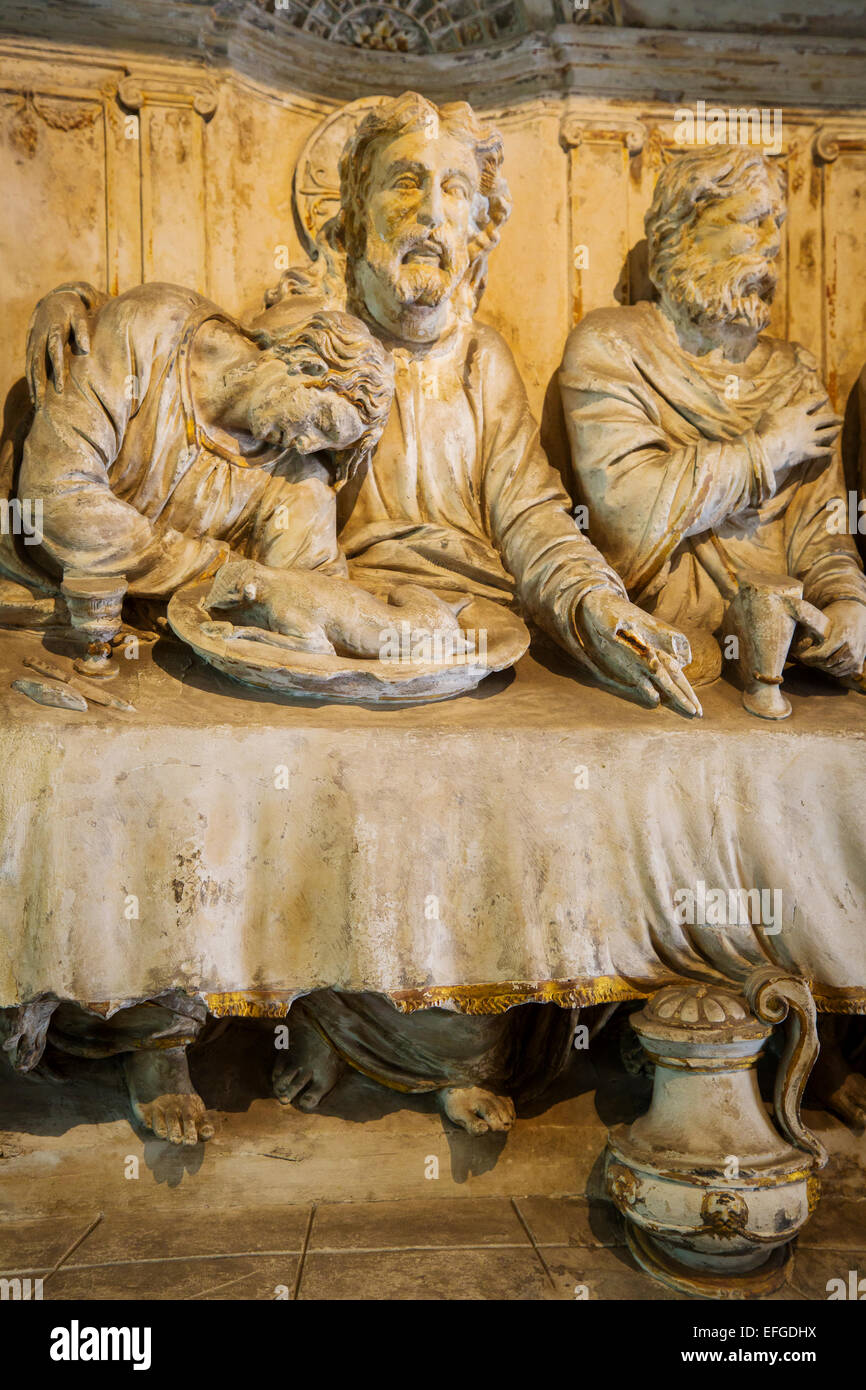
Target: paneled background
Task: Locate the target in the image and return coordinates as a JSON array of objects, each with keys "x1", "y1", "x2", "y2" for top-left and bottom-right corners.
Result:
[{"x1": 1, "y1": 39, "x2": 864, "y2": 437}]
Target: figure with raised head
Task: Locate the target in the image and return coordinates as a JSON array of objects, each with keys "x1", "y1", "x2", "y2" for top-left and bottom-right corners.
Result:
[
  {"x1": 22, "y1": 92, "x2": 702, "y2": 1139},
  {"x1": 560, "y1": 144, "x2": 866, "y2": 1126},
  {"x1": 560, "y1": 146, "x2": 866, "y2": 702}
]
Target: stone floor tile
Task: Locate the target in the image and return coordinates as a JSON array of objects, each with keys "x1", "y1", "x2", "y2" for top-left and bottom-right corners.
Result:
[
  {"x1": 798, "y1": 1197, "x2": 866, "y2": 1250},
  {"x1": 298, "y1": 1247, "x2": 552, "y2": 1300},
  {"x1": 0, "y1": 1214, "x2": 103, "y2": 1273},
  {"x1": 66, "y1": 1204, "x2": 311, "y2": 1265},
  {"x1": 789, "y1": 1244, "x2": 866, "y2": 1302},
  {"x1": 540, "y1": 1244, "x2": 690, "y2": 1300},
  {"x1": 310, "y1": 1196, "x2": 528, "y2": 1251},
  {"x1": 45, "y1": 1253, "x2": 301, "y2": 1301},
  {"x1": 514, "y1": 1195, "x2": 625, "y2": 1249}
]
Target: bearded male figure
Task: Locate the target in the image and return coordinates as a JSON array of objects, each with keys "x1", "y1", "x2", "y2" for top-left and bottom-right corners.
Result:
[
  {"x1": 560, "y1": 144, "x2": 866, "y2": 1127},
  {"x1": 560, "y1": 146, "x2": 866, "y2": 685},
  {"x1": 24, "y1": 93, "x2": 700, "y2": 1140}
]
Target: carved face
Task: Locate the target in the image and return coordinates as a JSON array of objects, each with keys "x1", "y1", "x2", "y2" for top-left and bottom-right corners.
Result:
[
  {"x1": 247, "y1": 366, "x2": 366, "y2": 455},
  {"x1": 664, "y1": 170, "x2": 785, "y2": 332},
  {"x1": 353, "y1": 128, "x2": 480, "y2": 326}
]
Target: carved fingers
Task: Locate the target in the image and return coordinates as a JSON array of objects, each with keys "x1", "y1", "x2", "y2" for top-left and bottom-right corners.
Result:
[
  {"x1": 579, "y1": 591, "x2": 702, "y2": 718},
  {"x1": 795, "y1": 600, "x2": 866, "y2": 678},
  {"x1": 25, "y1": 289, "x2": 92, "y2": 405}
]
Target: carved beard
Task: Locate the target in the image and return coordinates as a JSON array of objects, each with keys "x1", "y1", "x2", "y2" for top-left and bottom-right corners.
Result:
[
  {"x1": 663, "y1": 245, "x2": 777, "y2": 332},
  {"x1": 359, "y1": 222, "x2": 468, "y2": 310}
]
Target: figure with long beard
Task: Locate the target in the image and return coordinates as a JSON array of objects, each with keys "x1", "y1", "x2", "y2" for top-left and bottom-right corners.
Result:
[
  {"x1": 560, "y1": 145, "x2": 866, "y2": 685},
  {"x1": 560, "y1": 144, "x2": 866, "y2": 1128},
  {"x1": 21, "y1": 94, "x2": 703, "y2": 1141}
]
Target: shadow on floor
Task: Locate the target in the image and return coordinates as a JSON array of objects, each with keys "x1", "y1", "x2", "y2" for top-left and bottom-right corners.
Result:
[{"x1": 0, "y1": 1012, "x2": 653, "y2": 1190}]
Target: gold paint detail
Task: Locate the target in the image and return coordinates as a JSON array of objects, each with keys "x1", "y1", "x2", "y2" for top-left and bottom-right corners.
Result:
[
  {"x1": 389, "y1": 974, "x2": 660, "y2": 1015},
  {"x1": 607, "y1": 1161, "x2": 640, "y2": 1211},
  {"x1": 809, "y1": 984, "x2": 866, "y2": 1014},
  {"x1": 206, "y1": 991, "x2": 298, "y2": 1018},
  {"x1": 203, "y1": 978, "x2": 650, "y2": 1023},
  {"x1": 639, "y1": 1050, "x2": 760, "y2": 1073},
  {"x1": 699, "y1": 1190, "x2": 749, "y2": 1238},
  {"x1": 626, "y1": 1224, "x2": 792, "y2": 1300},
  {"x1": 79, "y1": 978, "x2": 866, "y2": 1023}
]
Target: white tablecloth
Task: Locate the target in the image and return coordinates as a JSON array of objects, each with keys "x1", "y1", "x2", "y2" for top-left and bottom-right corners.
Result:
[{"x1": 2, "y1": 627, "x2": 864, "y2": 1017}]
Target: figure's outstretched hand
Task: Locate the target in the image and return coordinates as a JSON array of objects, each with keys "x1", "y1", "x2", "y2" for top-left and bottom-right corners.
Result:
[
  {"x1": 26, "y1": 285, "x2": 96, "y2": 405},
  {"x1": 793, "y1": 599, "x2": 866, "y2": 679},
  {"x1": 576, "y1": 589, "x2": 702, "y2": 718}
]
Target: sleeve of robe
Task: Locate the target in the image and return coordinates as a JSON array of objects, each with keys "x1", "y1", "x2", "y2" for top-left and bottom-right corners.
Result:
[
  {"x1": 473, "y1": 327, "x2": 636, "y2": 676},
  {"x1": 558, "y1": 312, "x2": 775, "y2": 598},
  {"x1": 783, "y1": 352, "x2": 866, "y2": 610},
  {"x1": 19, "y1": 295, "x2": 232, "y2": 596}
]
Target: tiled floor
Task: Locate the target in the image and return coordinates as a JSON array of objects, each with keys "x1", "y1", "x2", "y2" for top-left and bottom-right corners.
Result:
[
  {"x1": 2, "y1": 1193, "x2": 865, "y2": 1300},
  {"x1": 1, "y1": 1019, "x2": 865, "y2": 1300}
]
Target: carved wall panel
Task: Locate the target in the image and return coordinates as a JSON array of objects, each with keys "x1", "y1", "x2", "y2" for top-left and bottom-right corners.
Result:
[
  {"x1": 116, "y1": 74, "x2": 218, "y2": 296},
  {"x1": 0, "y1": 87, "x2": 109, "y2": 378},
  {"x1": 816, "y1": 129, "x2": 866, "y2": 412},
  {"x1": 1, "y1": 39, "x2": 865, "y2": 429},
  {"x1": 562, "y1": 108, "x2": 866, "y2": 414}
]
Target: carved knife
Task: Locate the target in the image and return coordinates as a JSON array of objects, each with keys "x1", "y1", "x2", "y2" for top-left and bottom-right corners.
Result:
[
  {"x1": 23, "y1": 656, "x2": 137, "y2": 712},
  {"x1": 12, "y1": 677, "x2": 89, "y2": 712}
]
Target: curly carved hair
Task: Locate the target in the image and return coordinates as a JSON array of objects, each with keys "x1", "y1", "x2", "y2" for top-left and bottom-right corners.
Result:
[
  {"x1": 265, "y1": 93, "x2": 513, "y2": 318},
  {"x1": 645, "y1": 146, "x2": 786, "y2": 295},
  {"x1": 255, "y1": 309, "x2": 394, "y2": 480},
  {"x1": 337, "y1": 92, "x2": 512, "y2": 317}
]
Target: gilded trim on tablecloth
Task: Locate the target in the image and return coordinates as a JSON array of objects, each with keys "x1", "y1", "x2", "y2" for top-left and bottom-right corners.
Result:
[
  {"x1": 200, "y1": 975, "x2": 672, "y2": 1018},
  {"x1": 387, "y1": 975, "x2": 666, "y2": 1014},
  {"x1": 205, "y1": 991, "x2": 301, "y2": 1018},
  {"x1": 79, "y1": 977, "x2": 866, "y2": 1020},
  {"x1": 809, "y1": 983, "x2": 866, "y2": 1014}
]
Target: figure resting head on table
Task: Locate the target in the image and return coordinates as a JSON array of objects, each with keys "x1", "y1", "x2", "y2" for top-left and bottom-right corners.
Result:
[{"x1": 15, "y1": 292, "x2": 394, "y2": 601}]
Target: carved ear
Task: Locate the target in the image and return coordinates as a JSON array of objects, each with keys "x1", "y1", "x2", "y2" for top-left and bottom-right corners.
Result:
[{"x1": 243, "y1": 581, "x2": 258, "y2": 602}]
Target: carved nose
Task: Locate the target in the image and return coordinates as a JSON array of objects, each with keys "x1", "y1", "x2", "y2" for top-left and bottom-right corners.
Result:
[{"x1": 417, "y1": 186, "x2": 445, "y2": 228}]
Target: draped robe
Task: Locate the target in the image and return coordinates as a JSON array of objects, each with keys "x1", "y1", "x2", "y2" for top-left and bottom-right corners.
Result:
[
  {"x1": 17, "y1": 284, "x2": 340, "y2": 596},
  {"x1": 559, "y1": 300, "x2": 866, "y2": 634}
]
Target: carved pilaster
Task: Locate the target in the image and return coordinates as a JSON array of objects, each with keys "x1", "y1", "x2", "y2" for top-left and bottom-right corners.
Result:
[
  {"x1": 116, "y1": 73, "x2": 218, "y2": 121},
  {"x1": 813, "y1": 124, "x2": 866, "y2": 164},
  {"x1": 559, "y1": 112, "x2": 645, "y2": 154},
  {"x1": 560, "y1": 110, "x2": 648, "y2": 323}
]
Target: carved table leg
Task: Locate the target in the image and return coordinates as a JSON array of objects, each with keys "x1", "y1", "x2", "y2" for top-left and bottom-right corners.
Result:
[{"x1": 605, "y1": 970, "x2": 826, "y2": 1299}]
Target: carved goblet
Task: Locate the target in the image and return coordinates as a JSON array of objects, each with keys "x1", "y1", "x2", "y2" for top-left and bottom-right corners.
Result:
[
  {"x1": 726, "y1": 572, "x2": 828, "y2": 720},
  {"x1": 61, "y1": 574, "x2": 127, "y2": 681}
]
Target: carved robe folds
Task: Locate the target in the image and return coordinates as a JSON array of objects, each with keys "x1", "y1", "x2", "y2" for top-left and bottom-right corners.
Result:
[
  {"x1": 19, "y1": 285, "x2": 340, "y2": 597},
  {"x1": 321, "y1": 313, "x2": 630, "y2": 664},
  {"x1": 560, "y1": 301, "x2": 866, "y2": 635}
]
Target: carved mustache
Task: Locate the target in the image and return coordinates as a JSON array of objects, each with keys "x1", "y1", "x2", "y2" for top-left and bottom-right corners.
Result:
[{"x1": 396, "y1": 233, "x2": 455, "y2": 273}]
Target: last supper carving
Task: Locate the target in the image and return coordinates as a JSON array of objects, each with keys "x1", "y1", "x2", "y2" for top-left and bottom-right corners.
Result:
[{"x1": 2, "y1": 0, "x2": 866, "y2": 1309}]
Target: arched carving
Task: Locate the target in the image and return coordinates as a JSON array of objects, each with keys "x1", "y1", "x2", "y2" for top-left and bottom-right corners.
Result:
[{"x1": 255, "y1": 0, "x2": 528, "y2": 52}]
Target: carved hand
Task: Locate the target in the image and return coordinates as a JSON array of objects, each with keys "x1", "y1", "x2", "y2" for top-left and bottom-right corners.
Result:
[
  {"x1": 26, "y1": 283, "x2": 101, "y2": 405},
  {"x1": 576, "y1": 589, "x2": 702, "y2": 717},
  {"x1": 793, "y1": 599, "x2": 866, "y2": 678},
  {"x1": 755, "y1": 390, "x2": 842, "y2": 479}
]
